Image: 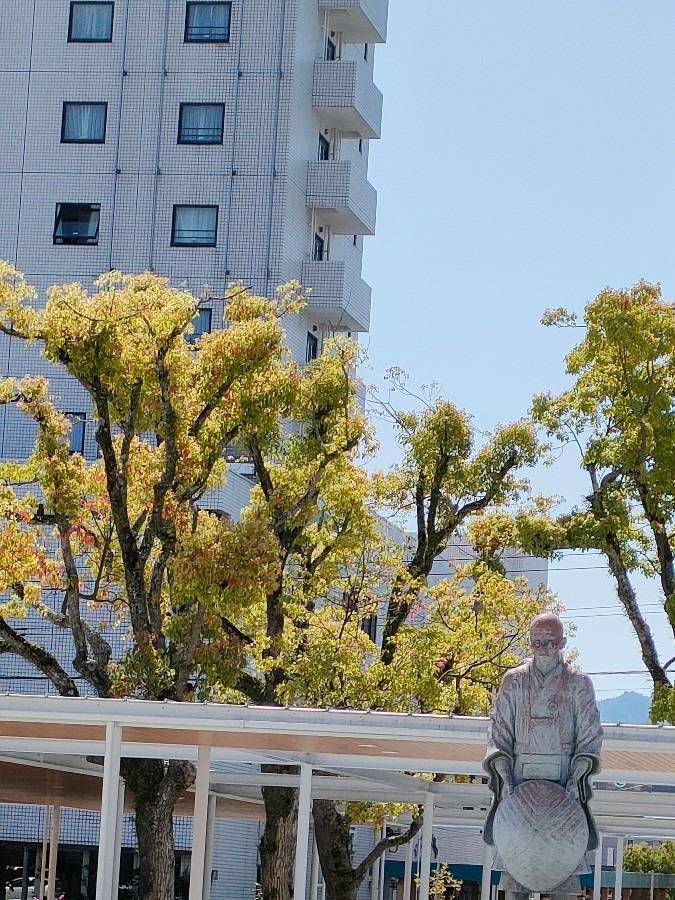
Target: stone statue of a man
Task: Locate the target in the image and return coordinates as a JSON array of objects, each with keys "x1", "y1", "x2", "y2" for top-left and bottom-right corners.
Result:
[{"x1": 483, "y1": 613, "x2": 603, "y2": 900}]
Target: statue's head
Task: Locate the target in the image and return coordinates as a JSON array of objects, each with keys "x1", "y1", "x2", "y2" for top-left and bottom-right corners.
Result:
[{"x1": 529, "y1": 613, "x2": 566, "y2": 661}]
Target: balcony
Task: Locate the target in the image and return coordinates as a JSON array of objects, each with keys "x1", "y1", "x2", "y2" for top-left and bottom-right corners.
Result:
[
  {"x1": 301, "y1": 260, "x2": 371, "y2": 333},
  {"x1": 318, "y1": 0, "x2": 388, "y2": 43},
  {"x1": 307, "y1": 161, "x2": 377, "y2": 235},
  {"x1": 313, "y1": 60, "x2": 383, "y2": 139}
]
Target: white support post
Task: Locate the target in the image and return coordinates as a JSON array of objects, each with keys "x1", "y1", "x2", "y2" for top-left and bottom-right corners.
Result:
[
  {"x1": 593, "y1": 834, "x2": 604, "y2": 900},
  {"x1": 309, "y1": 836, "x2": 320, "y2": 900},
  {"x1": 417, "y1": 794, "x2": 434, "y2": 900},
  {"x1": 615, "y1": 836, "x2": 625, "y2": 900},
  {"x1": 370, "y1": 846, "x2": 379, "y2": 900},
  {"x1": 202, "y1": 793, "x2": 217, "y2": 900},
  {"x1": 188, "y1": 745, "x2": 212, "y2": 900},
  {"x1": 403, "y1": 838, "x2": 413, "y2": 900},
  {"x1": 46, "y1": 804, "x2": 60, "y2": 900},
  {"x1": 39, "y1": 806, "x2": 49, "y2": 900},
  {"x1": 481, "y1": 841, "x2": 492, "y2": 900},
  {"x1": 95, "y1": 722, "x2": 122, "y2": 900},
  {"x1": 378, "y1": 840, "x2": 386, "y2": 900},
  {"x1": 293, "y1": 764, "x2": 313, "y2": 900},
  {"x1": 111, "y1": 779, "x2": 125, "y2": 900}
]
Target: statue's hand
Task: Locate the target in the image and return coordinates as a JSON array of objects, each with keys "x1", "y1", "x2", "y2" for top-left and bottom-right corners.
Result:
[
  {"x1": 501, "y1": 776, "x2": 515, "y2": 799},
  {"x1": 565, "y1": 778, "x2": 579, "y2": 801}
]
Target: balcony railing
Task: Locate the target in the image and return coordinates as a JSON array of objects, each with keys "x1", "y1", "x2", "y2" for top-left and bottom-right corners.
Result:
[
  {"x1": 318, "y1": 0, "x2": 388, "y2": 43},
  {"x1": 306, "y1": 161, "x2": 377, "y2": 236},
  {"x1": 313, "y1": 59, "x2": 383, "y2": 140},
  {"x1": 301, "y1": 260, "x2": 371, "y2": 333}
]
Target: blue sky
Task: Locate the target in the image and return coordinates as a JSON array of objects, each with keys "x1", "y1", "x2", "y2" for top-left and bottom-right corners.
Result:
[{"x1": 362, "y1": 1, "x2": 675, "y2": 700}]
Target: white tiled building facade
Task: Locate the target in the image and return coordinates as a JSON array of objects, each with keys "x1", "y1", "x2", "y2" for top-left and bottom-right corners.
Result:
[
  {"x1": 0, "y1": 0, "x2": 384, "y2": 515},
  {"x1": 0, "y1": 2, "x2": 387, "y2": 898}
]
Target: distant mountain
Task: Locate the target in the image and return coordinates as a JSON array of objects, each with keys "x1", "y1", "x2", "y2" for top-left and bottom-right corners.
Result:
[{"x1": 597, "y1": 691, "x2": 651, "y2": 725}]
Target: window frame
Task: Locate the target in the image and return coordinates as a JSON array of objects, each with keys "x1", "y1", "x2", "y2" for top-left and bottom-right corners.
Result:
[
  {"x1": 318, "y1": 133, "x2": 330, "y2": 161},
  {"x1": 65, "y1": 412, "x2": 86, "y2": 455},
  {"x1": 61, "y1": 101, "x2": 108, "y2": 144},
  {"x1": 313, "y1": 232, "x2": 325, "y2": 262},
  {"x1": 177, "y1": 103, "x2": 225, "y2": 145},
  {"x1": 53, "y1": 203, "x2": 101, "y2": 246},
  {"x1": 184, "y1": 2, "x2": 232, "y2": 43},
  {"x1": 171, "y1": 204, "x2": 219, "y2": 248},
  {"x1": 187, "y1": 307, "x2": 213, "y2": 344},
  {"x1": 305, "y1": 331, "x2": 318, "y2": 364},
  {"x1": 68, "y1": 2, "x2": 114, "y2": 43},
  {"x1": 325, "y1": 36, "x2": 337, "y2": 60}
]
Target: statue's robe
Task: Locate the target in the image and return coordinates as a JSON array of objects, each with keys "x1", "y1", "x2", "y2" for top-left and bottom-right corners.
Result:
[{"x1": 483, "y1": 658, "x2": 603, "y2": 893}]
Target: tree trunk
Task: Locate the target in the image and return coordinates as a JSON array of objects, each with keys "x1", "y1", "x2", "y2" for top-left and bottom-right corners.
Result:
[
  {"x1": 122, "y1": 758, "x2": 195, "y2": 900},
  {"x1": 312, "y1": 799, "x2": 359, "y2": 900},
  {"x1": 259, "y1": 766, "x2": 299, "y2": 900}
]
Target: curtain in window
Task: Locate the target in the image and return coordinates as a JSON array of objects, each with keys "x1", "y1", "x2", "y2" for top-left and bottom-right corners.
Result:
[
  {"x1": 181, "y1": 105, "x2": 223, "y2": 143},
  {"x1": 72, "y1": 4, "x2": 113, "y2": 40},
  {"x1": 64, "y1": 104, "x2": 106, "y2": 141},
  {"x1": 188, "y1": 3, "x2": 228, "y2": 39},
  {"x1": 174, "y1": 207, "x2": 217, "y2": 245}
]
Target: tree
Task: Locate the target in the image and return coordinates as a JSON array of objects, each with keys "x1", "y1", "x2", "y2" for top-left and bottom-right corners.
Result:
[
  {"x1": 521, "y1": 283, "x2": 675, "y2": 717},
  {"x1": 0, "y1": 262, "x2": 300, "y2": 900},
  {"x1": 232, "y1": 373, "x2": 545, "y2": 900},
  {"x1": 0, "y1": 261, "x2": 549, "y2": 900}
]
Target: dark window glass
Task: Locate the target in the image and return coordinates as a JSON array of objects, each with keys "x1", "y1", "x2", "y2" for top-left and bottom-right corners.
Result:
[
  {"x1": 358, "y1": 139, "x2": 363, "y2": 154},
  {"x1": 318, "y1": 134, "x2": 330, "y2": 161},
  {"x1": 53, "y1": 204, "x2": 100, "y2": 245},
  {"x1": 360, "y1": 613, "x2": 378, "y2": 643},
  {"x1": 68, "y1": 2, "x2": 114, "y2": 42},
  {"x1": 364, "y1": 43, "x2": 369, "y2": 60},
  {"x1": 313, "y1": 233, "x2": 324, "y2": 261},
  {"x1": 178, "y1": 104, "x2": 225, "y2": 144},
  {"x1": 187, "y1": 308, "x2": 213, "y2": 343},
  {"x1": 66, "y1": 413, "x2": 86, "y2": 454},
  {"x1": 306, "y1": 332, "x2": 318, "y2": 364},
  {"x1": 325, "y1": 37, "x2": 336, "y2": 60},
  {"x1": 61, "y1": 102, "x2": 107, "y2": 143},
  {"x1": 185, "y1": 2, "x2": 231, "y2": 42},
  {"x1": 171, "y1": 205, "x2": 218, "y2": 247}
]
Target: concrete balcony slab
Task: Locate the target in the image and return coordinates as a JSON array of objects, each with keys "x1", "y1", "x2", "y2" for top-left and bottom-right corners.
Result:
[
  {"x1": 318, "y1": 0, "x2": 388, "y2": 43},
  {"x1": 313, "y1": 59, "x2": 383, "y2": 139},
  {"x1": 301, "y1": 260, "x2": 371, "y2": 333},
  {"x1": 307, "y1": 160, "x2": 377, "y2": 235}
]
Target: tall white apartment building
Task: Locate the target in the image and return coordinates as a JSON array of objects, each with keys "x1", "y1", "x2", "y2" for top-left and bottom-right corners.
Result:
[
  {"x1": 0, "y1": 0, "x2": 385, "y2": 514},
  {"x1": 0, "y1": 2, "x2": 387, "y2": 899}
]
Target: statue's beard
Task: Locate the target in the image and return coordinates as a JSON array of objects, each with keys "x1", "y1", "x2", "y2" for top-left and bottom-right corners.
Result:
[{"x1": 533, "y1": 652, "x2": 560, "y2": 675}]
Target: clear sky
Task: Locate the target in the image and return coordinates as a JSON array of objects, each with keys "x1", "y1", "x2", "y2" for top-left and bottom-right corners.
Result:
[{"x1": 362, "y1": 1, "x2": 675, "y2": 701}]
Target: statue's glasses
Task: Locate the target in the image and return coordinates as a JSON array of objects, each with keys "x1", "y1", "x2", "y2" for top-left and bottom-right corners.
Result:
[{"x1": 530, "y1": 638, "x2": 557, "y2": 649}]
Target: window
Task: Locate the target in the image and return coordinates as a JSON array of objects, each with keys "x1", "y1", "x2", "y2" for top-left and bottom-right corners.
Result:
[
  {"x1": 61, "y1": 102, "x2": 107, "y2": 143},
  {"x1": 187, "y1": 308, "x2": 212, "y2": 343},
  {"x1": 364, "y1": 43, "x2": 369, "y2": 61},
  {"x1": 305, "y1": 331, "x2": 318, "y2": 364},
  {"x1": 68, "y1": 2, "x2": 114, "y2": 42},
  {"x1": 313, "y1": 233, "x2": 324, "y2": 261},
  {"x1": 178, "y1": 104, "x2": 225, "y2": 144},
  {"x1": 318, "y1": 134, "x2": 330, "y2": 161},
  {"x1": 361, "y1": 613, "x2": 378, "y2": 643},
  {"x1": 184, "y1": 2, "x2": 231, "y2": 42},
  {"x1": 358, "y1": 138, "x2": 363, "y2": 154},
  {"x1": 66, "y1": 413, "x2": 86, "y2": 454},
  {"x1": 325, "y1": 36, "x2": 336, "y2": 60},
  {"x1": 171, "y1": 205, "x2": 218, "y2": 246},
  {"x1": 53, "y1": 203, "x2": 100, "y2": 245}
]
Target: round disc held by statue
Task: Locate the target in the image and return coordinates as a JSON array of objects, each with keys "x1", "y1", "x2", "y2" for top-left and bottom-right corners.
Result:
[{"x1": 493, "y1": 780, "x2": 589, "y2": 892}]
